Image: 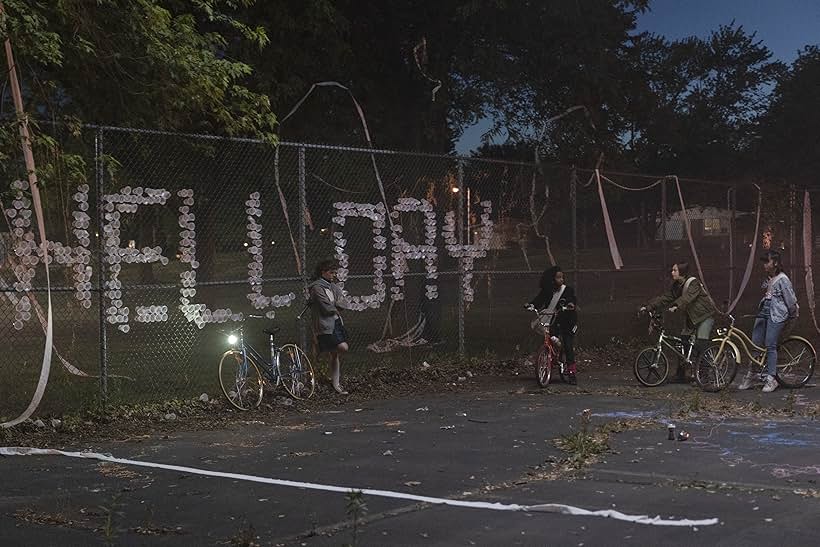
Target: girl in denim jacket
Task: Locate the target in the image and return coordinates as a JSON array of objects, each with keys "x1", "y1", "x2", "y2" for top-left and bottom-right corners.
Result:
[{"x1": 739, "y1": 250, "x2": 799, "y2": 393}]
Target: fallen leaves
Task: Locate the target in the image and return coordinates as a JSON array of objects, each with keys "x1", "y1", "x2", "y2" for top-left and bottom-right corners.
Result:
[{"x1": 97, "y1": 462, "x2": 141, "y2": 480}]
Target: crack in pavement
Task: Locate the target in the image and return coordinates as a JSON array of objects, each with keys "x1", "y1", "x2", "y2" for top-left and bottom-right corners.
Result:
[{"x1": 582, "y1": 468, "x2": 820, "y2": 496}]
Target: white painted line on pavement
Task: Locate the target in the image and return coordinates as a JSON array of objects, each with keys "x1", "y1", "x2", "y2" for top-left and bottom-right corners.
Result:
[{"x1": 0, "y1": 446, "x2": 719, "y2": 527}]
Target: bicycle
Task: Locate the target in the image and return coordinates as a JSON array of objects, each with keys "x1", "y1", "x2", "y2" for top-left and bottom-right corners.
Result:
[
  {"x1": 634, "y1": 311, "x2": 737, "y2": 387},
  {"x1": 526, "y1": 303, "x2": 571, "y2": 387},
  {"x1": 695, "y1": 313, "x2": 816, "y2": 392},
  {"x1": 218, "y1": 314, "x2": 315, "y2": 410}
]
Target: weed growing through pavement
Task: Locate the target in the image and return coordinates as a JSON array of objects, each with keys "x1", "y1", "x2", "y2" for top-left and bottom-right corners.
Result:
[
  {"x1": 344, "y1": 490, "x2": 368, "y2": 547},
  {"x1": 99, "y1": 493, "x2": 124, "y2": 546},
  {"x1": 556, "y1": 408, "x2": 609, "y2": 467},
  {"x1": 229, "y1": 519, "x2": 258, "y2": 547}
]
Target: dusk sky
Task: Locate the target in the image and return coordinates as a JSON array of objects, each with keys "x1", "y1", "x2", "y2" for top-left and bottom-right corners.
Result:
[{"x1": 455, "y1": 0, "x2": 820, "y2": 153}]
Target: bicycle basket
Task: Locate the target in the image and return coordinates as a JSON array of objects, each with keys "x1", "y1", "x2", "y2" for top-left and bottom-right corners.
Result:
[{"x1": 531, "y1": 313, "x2": 553, "y2": 336}]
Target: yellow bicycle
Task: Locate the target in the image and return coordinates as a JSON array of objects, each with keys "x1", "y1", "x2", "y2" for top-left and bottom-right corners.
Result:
[{"x1": 695, "y1": 313, "x2": 816, "y2": 392}]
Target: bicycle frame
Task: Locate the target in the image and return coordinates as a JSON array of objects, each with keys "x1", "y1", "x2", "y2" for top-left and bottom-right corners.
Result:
[
  {"x1": 653, "y1": 331, "x2": 695, "y2": 364},
  {"x1": 712, "y1": 324, "x2": 764, "y2": 369},
  {"x1": 230, "y1": 326, "x2": 282, "y2": 381},
  {"x1": 530, "y1": 306, "x2": 565, "y2": 368},
  {"x1": 540, "y1": 323, "x2": 559, "y2": 361},
  {"x1": 643, "y1": 312, "x2": 695, "y2": 364}
]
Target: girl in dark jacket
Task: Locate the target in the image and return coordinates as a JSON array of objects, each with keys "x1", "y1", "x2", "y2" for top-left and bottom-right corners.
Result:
[{"x1": 528, "y1": 265, "x2": 579, "y2": 384}]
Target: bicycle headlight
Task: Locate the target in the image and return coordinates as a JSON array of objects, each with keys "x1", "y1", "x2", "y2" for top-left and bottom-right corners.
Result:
[
  {"x1": 716, "y1": 328, "x2": 727, "y2": 336},
  {"x1": 227, "y1": 334, "x2": 238, "y2": 345}
]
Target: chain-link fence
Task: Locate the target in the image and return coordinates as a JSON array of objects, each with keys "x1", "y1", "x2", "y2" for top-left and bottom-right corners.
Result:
[{"x1": 0, "y1": 124, "x2": 813, "y2": 418}]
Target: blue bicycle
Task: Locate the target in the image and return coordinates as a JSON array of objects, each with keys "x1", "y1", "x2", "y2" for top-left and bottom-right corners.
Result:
[{"x1": 218, "y1": 315, "x2": 315, "y2": 410}]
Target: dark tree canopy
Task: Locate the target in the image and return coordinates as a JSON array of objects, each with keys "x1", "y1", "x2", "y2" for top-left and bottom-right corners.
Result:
[{"x1": 0, "y1": 1, "x2": 816, "y2": 188}]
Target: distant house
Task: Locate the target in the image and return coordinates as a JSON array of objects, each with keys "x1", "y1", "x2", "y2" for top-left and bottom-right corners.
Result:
[
  {"x1": 657, "y1": 207, "x2": 736, "y2": 241},
  {"x1": 624, "y1": 206, "x2": 751, "y2": 241}
]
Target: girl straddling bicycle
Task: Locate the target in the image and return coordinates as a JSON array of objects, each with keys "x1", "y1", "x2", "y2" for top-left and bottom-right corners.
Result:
[
  {"x1": 640, "y1": 262, "x2": 717, "y2": 383},
  {"x1": 308, "y1": 259, "x2": 351, "y2": 395},
  {"x1": 528, "y1": 265, "x2": 579, "y2": 384},
  {"x1": 738, "y1": 250, "x2": 799, "y2": 393}
]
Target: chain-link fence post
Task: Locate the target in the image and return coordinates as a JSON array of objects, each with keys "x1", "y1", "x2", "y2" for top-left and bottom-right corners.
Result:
[
  {"x1": 456, "y1": 159, "x2": 465, "y2": 359},
  {"x1": 661, "y1": 178, "x2": 668, "y2": 274},
  {"x1": 570, "y1": 165, "x2": 578, "y2": 286},
  {"x1": 94, "y1": 127, "x2": 108, "y2": 407},
  {"x1": 298, "y1": 145, "x2": 308, "y2": 351},
  {"x1": 728, "y1": 186, "x2": 736, "y2": 305},
  {"x1": 790, "y1": 183, "x2": 798, "y2": 292}
]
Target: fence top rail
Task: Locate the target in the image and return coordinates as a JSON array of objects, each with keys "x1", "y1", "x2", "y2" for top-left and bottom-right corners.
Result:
[
  {"x1": 85, "y1": 123, "x2": 539, "y2": 168},
  {"x1": 576, "y1": 167, "x2": 754, "y2": 188},
  {"x1": 34, "y1": 121, "x2": 757, "y2": 187},
  {"x1": 94, "y1": 125, "x2": 767, "y2": 188}
]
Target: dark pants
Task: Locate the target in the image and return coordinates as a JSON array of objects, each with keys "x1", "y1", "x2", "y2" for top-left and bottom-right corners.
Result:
[
  {"x1": 678, "y1": 318, "x2": 714, "y2": 376},
  {"x1": 554, "y1": 322, "x2": 576, "y2": 366},
  {"x1": 420, "y1": 286, "x2": 442, "y2": 343}
]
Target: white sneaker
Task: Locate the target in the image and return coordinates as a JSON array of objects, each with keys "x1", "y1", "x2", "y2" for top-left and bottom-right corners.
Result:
[
  {"x1": 737, "y1": 371, "x2": 757, "y2": 390},
  {"x1": 762, "y1": 375, "x2": 778, "y2": 393}
]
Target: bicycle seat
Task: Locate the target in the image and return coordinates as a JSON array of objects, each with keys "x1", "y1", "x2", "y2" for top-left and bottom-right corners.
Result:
[{"x1": 264, "y1": 327, "x2": 281, "y2": 336}]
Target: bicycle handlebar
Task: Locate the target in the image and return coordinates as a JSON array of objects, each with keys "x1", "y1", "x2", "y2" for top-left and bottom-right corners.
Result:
[{"x1": 527, "y1": 304, "x2": 569, "y2": 317}]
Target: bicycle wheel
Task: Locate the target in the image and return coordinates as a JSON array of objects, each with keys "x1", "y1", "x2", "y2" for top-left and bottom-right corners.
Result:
[
  {"x1": 776, "y1": 337, "x2": 816, "y2": 388},
  {"x1": 695, "y1": 343, "x2": 737, "y2": 392},
  {"x1": 535, "y1": 345, "x2": 552, "y2": 388},
  {"x1": 219, "y1": 350, "x2": 264, "y2": 410},
  {"x1": 279, "y1": 344, "x2": 316, "y2": 399},
  {"x1": 634, "y1": 347, "x2": 669, "y2": 387}
]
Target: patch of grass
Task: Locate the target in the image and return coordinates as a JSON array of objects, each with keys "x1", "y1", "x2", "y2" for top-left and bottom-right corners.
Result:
[
  {"x1": 228, "y1": 519, "x2": 258, "y2": 547},
  {"x1": 598, "y1": 417, "x2": 656, "y2": 435},
  {"x1": 555, "y1": 408, "x2": 609, "y2": 467},
  {"x1": 783, "y1": 389, "x2": 797, "y2": 415},
  {"x1": 556, "y1": 430, "x2": 609, "y2": 467},
  {"x1": 554, "y1": 411, "x2": 657, "y2": 471},
  {"x1": 680, "y1": 389, "x2": 702, "y2": 414}
]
